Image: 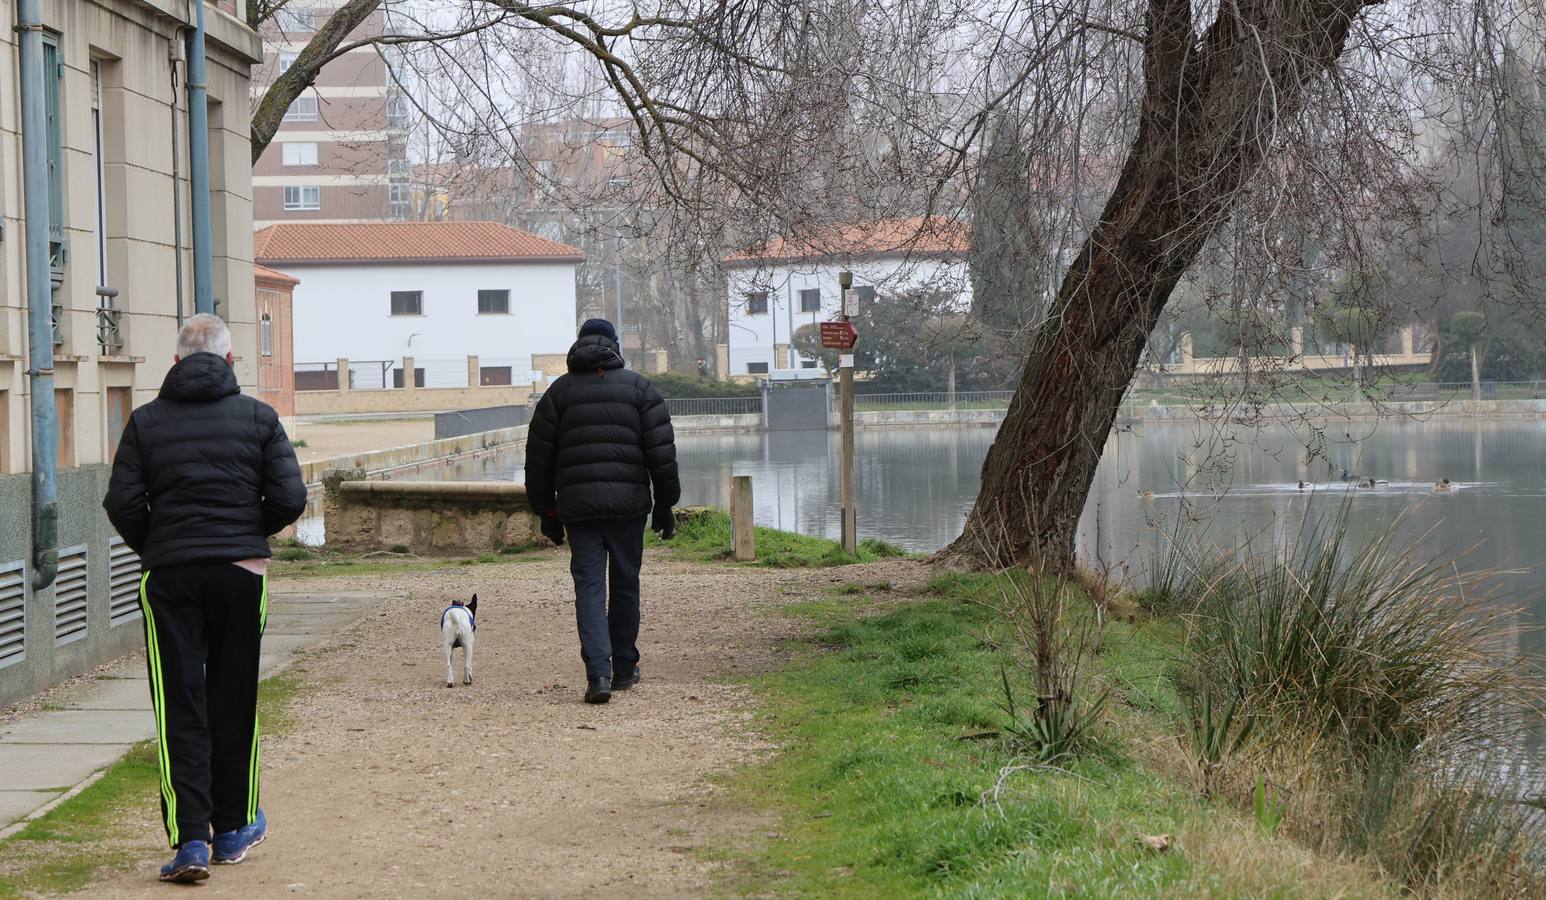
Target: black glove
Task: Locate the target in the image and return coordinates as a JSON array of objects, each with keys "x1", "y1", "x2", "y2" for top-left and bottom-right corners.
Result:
[
  {"x1": 651, "y1": 506, "x2": 676, "y2": 541},
  {"x1": 540, "y1": 515, "x2": 565, "y2": 546}
]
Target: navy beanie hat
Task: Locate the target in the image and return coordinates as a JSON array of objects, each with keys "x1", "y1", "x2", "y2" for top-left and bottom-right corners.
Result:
[{"x1": 579, "y1": 318, "x2": 618, "y2": 344}]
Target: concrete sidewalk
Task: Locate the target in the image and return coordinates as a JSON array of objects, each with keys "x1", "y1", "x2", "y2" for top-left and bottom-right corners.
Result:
[{"x1": 0, "y1": 592, "x2": 377, "y2": 838}]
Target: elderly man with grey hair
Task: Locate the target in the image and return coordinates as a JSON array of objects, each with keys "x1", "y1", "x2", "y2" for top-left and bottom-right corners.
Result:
[{"x1": 104, "y1": 313, "x2": 306, "y2": 883}]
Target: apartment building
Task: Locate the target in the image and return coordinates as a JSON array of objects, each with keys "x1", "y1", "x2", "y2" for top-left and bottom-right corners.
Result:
[
  {"x1": 0, "y1": 1, "x2": 262, "y2": 704},
  {"x1": 250, "y1": 2, "x2": 409, "y2": 225}
]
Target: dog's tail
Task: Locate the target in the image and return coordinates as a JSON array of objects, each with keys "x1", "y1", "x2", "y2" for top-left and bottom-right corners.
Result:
[{"x1": 469, "y1": 594, "x2": 478, "y2": 617}]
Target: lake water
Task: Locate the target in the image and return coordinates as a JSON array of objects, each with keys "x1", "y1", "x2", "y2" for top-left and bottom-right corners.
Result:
[{"x1": 304, "y1": 417, "x2": 1545, "y2": 775}]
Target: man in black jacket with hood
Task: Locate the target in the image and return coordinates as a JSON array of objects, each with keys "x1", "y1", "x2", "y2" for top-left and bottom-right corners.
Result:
[
  {"x1": 525, "y1": 318, "x2": 680, "y2": 704},
  {"x1": 103, "y1": 314, "x2": 306, "y2": 882}
]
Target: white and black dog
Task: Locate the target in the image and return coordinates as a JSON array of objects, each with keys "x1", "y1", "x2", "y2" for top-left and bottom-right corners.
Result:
[{"x1": 441, "y1": 595, "x2": 477, "y2": 688}]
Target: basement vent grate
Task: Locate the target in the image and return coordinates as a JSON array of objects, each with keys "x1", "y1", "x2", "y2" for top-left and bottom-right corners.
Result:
[
  {"x1": 108, "y1": 537, "x2": 141, "y2": 627},
  {"x1": 0, "y1": 560, "x2": 23, "y2": 669},
  {"x1": 54, "y1": 545, "x2": 88, "y2": 647}
]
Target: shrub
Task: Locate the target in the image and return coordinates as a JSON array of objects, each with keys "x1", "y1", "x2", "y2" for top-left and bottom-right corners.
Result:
[
  {"x1": 1165, "y1": 503, "x2": 1544, "y2": 891},
  {"x1": 275, "y1": 547, "x2": 311, "y2": 561},
  {"x1": 647, "y1": 372, "x2": 761, "y2": 399}
]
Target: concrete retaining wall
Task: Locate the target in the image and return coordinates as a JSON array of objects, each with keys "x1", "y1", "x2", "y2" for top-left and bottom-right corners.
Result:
[
  {"x1": 323, "y1": 477, "x2": 543, "y2": 556},
  {"x1": 296, "y1": 384, "x2": 538, "y2": 416},
  {"x1": 0, "y1": 466, "x2": 145, "y2": 707},
  {"x1": 301, "y1": 425, "x2": 530, "y2": 486}
]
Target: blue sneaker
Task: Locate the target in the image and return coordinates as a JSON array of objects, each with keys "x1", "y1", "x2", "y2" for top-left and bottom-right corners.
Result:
[
  {"x1": 159, "y1": 840, "x2": 210, "y2": 883},
  {"x1": 213, "y1": 808, "x2": 267, "y2": 865}
]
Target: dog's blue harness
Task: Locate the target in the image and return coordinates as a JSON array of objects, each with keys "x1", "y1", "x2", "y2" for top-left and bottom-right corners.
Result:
[{"x1": 441, "y1": 604, "x2": 475, "y2": 649}]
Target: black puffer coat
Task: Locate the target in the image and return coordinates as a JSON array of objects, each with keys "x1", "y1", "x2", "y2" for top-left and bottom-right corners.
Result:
[
  {"x1": 524, "y1": 335, "x2": 680, "y2": 523},
  {"x1": 103, "y1": 353, "x2": 308, "y2": 568}
]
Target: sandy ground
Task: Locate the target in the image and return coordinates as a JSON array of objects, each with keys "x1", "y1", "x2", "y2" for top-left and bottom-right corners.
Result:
[
  {"x1": 291, "y1": 419, "x2": 435, "y2": 464},
  {"x1": 81, "y1": 551, "x2": 926, "y2": 898}
]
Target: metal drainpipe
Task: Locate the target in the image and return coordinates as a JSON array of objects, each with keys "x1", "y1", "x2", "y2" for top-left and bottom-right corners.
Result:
[
  {"x1": 18, "y1": 0, "x2": 59, "y2": 591},
  {"x1": 169, "y1": 34, "x2": 185, "y2": 326},
  {"x1": 186, "y1": 0, "x2": 213, "y2": 314}
]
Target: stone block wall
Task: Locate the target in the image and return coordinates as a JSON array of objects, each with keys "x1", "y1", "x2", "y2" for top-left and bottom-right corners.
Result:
[{"x1": 323, "y1": 475, "x2": 544, "y2": 556}]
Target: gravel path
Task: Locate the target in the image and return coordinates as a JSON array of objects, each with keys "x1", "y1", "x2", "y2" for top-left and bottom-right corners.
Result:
[{"x1": 82, "y1": 551, "x2": 926, "y2": 898}]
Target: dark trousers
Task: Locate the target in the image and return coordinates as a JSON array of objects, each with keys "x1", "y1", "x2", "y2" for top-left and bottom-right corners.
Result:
[
  {"x1": 139, "y1": 563, "x2": 267, "y2": 847},
  {"x1": 567, "y1": 516, "x2": 645, "y2": 680}
]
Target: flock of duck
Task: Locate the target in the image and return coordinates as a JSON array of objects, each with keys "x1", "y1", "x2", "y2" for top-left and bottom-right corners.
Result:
[{"x1": 1136, "y1": 470, "x2": 1456, "y2": 503}]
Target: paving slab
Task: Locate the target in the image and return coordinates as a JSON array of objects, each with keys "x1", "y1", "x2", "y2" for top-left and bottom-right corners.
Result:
[
  {"x1": 0, "y1": 743, "x2": 131, "y2": 791},
  {"x1": 0, "y1": 791, "x2": 61, "y2": 823},
  {"x1": 62, "y1": 678, "x2": 150, "y2": 711},
  {"x1": 0, "y1": 709, "x2": 154, "y2": 745}
]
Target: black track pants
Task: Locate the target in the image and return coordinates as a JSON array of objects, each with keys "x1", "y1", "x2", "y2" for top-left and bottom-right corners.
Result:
[
  {"x1": 567, "y1": 516, "x2": 646, "y2": 680},
  {"x1": 139, "y1": 563, "x2": 267, "y2": 847}
]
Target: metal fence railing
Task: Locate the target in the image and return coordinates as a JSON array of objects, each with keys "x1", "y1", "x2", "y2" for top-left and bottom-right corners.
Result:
[
  {"x1": 850, "y1": 391, "x2": 1016, "y2": 411},
  {"x1": 665, "y1": 396, "x2": 764, "y2": 417},
  {"x1": 346, "y1": 360, "x2": 396, "y2": 391},
  {"x1": 294, "y1": 362, "x2": 340, "y2": 392}
]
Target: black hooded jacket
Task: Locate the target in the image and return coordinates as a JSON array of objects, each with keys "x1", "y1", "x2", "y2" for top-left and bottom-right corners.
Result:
[
  {"x1": 102, "y1": 353, "x2": 308, "y2": 569},
  {"x1": 524, "y1": 334, "x2": 680, "y2": 523}
]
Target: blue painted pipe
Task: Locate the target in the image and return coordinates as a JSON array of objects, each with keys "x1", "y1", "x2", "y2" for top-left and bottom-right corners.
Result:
[
  {"x1": 187, "y1": 0, "x2": 214, "y2": 314},
  {"x1": 17, "y1": 0, "x2": 58, "y2": 590}
]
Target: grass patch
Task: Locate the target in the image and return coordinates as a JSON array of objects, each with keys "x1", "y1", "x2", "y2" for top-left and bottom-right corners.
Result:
[
  {"x1": 656, "y1": 509, "x2": 908, "y2": 568},
  {"x1": 720, "y1": 592, "x2": 1393, "y2": 897},
  {"x1": 0, "y1": 674, "x2": 308, "y2": 896}
]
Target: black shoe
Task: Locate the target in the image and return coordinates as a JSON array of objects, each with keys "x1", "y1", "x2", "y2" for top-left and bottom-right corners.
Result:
[
  {"x1": 613, "y1": 668, "x2": 641, "y2": 690},
  {"x1": 584, "y1": 676, "x2": 612, "y2": 704}
]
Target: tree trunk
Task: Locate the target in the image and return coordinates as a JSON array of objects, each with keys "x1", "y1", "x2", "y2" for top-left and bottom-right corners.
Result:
[
  {"x1": 947, "y1": 0, "x2": 1372, "y2": 572},
  {"x1": 1470, "y1": 344, "x2": 1481, "y2": 401}
]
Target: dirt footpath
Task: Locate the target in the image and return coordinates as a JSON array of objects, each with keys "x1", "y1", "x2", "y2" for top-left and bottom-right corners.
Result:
[{"x1": 85, "y1": 552, "x2": 922, "y2": 898}]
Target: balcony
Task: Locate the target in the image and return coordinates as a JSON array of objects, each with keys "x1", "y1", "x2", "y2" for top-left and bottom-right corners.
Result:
[{"x1": 96, "y1": 287, "x2": 122, "y2": 355}]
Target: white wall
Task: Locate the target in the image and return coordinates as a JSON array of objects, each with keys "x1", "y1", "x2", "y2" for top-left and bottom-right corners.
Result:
[
  {"x1": 725, "y1": 256, "x2": 971, "y2": 376},
  {"x1": 285, "y1": 261, "x2": 577, "y2": 386}
]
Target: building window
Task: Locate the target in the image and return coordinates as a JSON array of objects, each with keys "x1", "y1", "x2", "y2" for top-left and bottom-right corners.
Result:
[
  {"x1": 91, "y1": 61, "x2": 109, "y2": 289},
  {"x1": 260, "y1": 314, "x2": 273, "y2": 357},
  {"x1": 277, "y1": 51, "x2": 297, "y2": 73},
  {"x1": 42, "y1": 36, "x2": 64, "y2": 264},
  {"x1": 747, "y1": 362, "x2": 770, "y2": 375},
  {"x1": 389, "y1": 177, "x2": 411, "y2": 218},
  {"x1": 479, "y1": 366, "x2": 513, "y2": 386},
  {"x1": 799, "y1": 288, "x2": 821, "y2": 313},
  {"x1": 855, "y1": 286, "x2": 876, "y2": 305},
  {"x1": 389, "y1": 290, "x2": 423, "y2": 316},
  {"x1": 283, "y1": 95, "x2": 318, "y2": 122},
  {"x1": 477, "y1": 289, "x2": 510, "y2": 315},
  {"x1": 387, "y1": 89, "x2": 410, "y2": 128},
  {"x1": 745, "y1": 292, "x2": 768, "y2": 315},
  {"x1": 276, "y1": 8, "x2": 316, "y2": 33},
  {"x1": 801, "y1": 360, "x2": 817, "y2": 368},
  {"x1": 282, "y1": 185, "x2": 320, "y2": 210},
  {"x1": 281, "y1": 142, "x2": 318, "y2": 166}
]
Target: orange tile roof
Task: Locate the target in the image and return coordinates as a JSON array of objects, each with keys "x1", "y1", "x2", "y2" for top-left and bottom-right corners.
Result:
[
  {"x1": 252, "y1": 221, "x2": 585, "y2": 265},
  {"x1": 253, "y1": 263, "x2": 299, "y2": 287},
  {"x1": 724, "y1": 216, "x2": 969, "y2": 265}
]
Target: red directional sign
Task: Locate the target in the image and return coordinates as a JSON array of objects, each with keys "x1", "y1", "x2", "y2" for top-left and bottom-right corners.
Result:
[{"x1": 820, "y1": 320, "x2": 858, "y2": 350}]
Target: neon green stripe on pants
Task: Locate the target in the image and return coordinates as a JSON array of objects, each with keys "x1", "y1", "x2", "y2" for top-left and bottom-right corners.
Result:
[
  {"x1": 138, "y1": 571, "x2": 179, "y2": 847},
  {"x1": 247, "y1": 573, "x2": 268, "y2": 824}
]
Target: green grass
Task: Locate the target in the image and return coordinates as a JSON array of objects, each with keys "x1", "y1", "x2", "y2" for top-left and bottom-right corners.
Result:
[
  {"x1": 718, "y1": 587, "x2": 1391, "y2": 897},
  {"x1": 0, "y1": 674, "x2": 307, "y2": 897},
  {"x1": 656, "y1": 509, "x2": 908, "y2": 568}
]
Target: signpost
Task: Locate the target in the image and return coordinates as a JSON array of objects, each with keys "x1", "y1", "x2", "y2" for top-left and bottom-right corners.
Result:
[{"x1": 835, "y1": 272, "x2": 858, "y2": 556}]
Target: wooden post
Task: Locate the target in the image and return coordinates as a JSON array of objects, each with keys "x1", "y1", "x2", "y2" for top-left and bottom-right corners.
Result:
[
  {"x1": 838, "y1": 271, "x2": 857, "y2": 556},
  {"x1": 730, "y1": 475, "x2": 755, "y2": 562}
]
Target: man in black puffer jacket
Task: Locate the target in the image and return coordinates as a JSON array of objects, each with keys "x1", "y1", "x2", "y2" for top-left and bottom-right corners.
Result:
[
  {"x1": 525, "y1": 318, "x2": 680, "y2": 704},
  {"x1": 103, "y1": 314, "x2": 305, "y2": 881}
]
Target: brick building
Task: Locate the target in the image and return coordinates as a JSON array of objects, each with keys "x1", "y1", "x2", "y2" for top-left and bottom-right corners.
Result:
[{"x1": 250, "y1": 2, "x2": 409, "y2": 225}]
